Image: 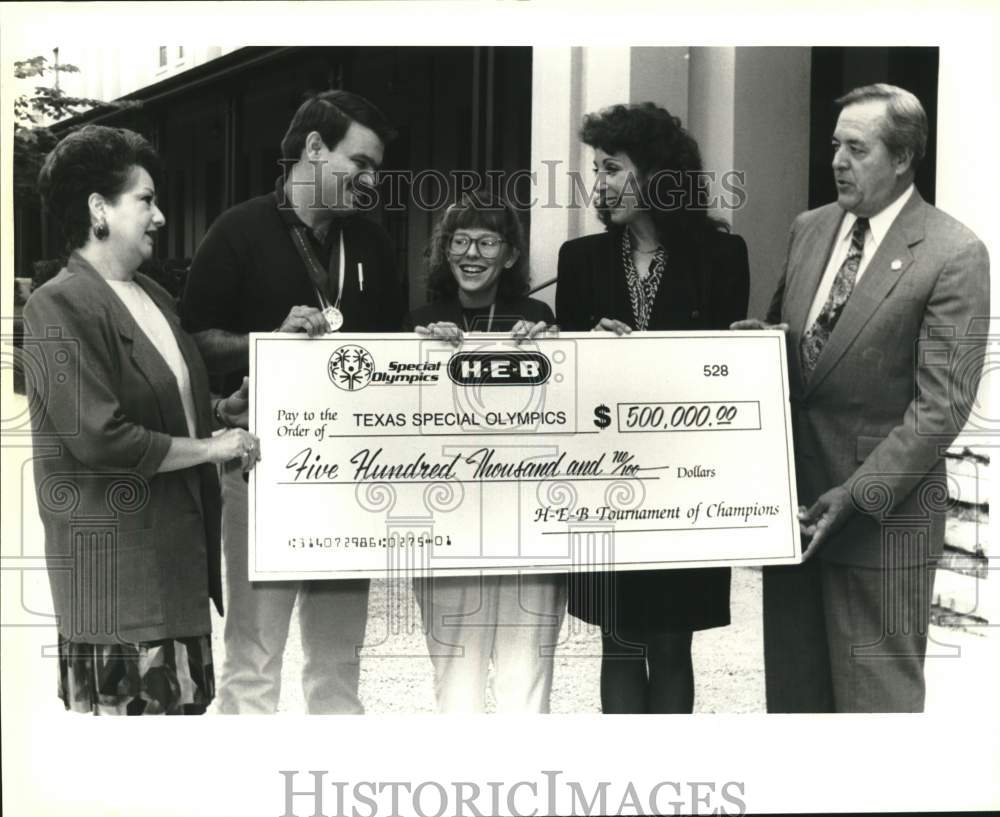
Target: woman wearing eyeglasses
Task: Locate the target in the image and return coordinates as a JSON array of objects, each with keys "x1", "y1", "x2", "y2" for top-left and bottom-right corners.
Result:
[
  {"x1": 404, "y1": 191, "x2": 565, "y2": 713},
  {"x1": 405, "y1": 192, "x2": 554, "y2": 340}
]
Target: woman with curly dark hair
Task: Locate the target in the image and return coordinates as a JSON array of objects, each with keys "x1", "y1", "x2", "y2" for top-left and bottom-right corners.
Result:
[
  {"x1": 404, "y1": 191, "x2": 565, "y2": 712},
  {"x1": 557, "y1": 103, "x2": 750, "y2": 713},
  {"x1": 24, "y1": 125, "x2": 260, "y2": 715}
]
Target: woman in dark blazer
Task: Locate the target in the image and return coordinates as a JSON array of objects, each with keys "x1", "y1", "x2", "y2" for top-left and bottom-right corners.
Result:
[
  {"x1": 24, "y1": 125, "x2": 260, "y2": 715},
  {"x1": 557, "y1": 103, "x2": 750, "y2": 713}
]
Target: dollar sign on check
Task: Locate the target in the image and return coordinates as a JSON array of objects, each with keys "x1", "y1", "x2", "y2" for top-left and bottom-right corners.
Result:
[{"x1": 593, "y1": 404, "x2": 612, "y2": 430}]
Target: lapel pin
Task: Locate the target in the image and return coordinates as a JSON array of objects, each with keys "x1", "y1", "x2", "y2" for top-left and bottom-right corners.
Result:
[{"x1": 891, "y1": 259, "x2": 902, "y2": 270}]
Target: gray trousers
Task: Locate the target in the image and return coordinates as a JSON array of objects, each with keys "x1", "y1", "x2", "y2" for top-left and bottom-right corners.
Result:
[
  {"x1": 763, "y1": 556, "x2": 936, "y2": 713},
  {"x1": 215, "y1": 463, "x2": 369, "y2": 714}
]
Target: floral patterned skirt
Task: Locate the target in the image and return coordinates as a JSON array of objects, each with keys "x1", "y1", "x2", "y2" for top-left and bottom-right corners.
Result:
[{"x1": 58, "y1": 634, "x2": 215, "y2": 716}]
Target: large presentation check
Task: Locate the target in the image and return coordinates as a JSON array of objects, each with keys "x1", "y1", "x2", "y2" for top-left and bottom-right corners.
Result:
[{"x1": 248, "y1": 331, "x2": 801, "y2": 580}]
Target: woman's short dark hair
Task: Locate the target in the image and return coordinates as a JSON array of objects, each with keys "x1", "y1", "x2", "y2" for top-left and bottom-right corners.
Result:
[
  {"x1": 38, "y1": 125, "x2": 163, "y2": 252},
  {"x1": 425, "y1": 190, "x2": 530, "y2": 302},
  {"x1": 280, "y1": 90, "x2": 397, "y2": 161},
  {"x1": 580, "y1": 102, "x2": 727, "y2": 245}
]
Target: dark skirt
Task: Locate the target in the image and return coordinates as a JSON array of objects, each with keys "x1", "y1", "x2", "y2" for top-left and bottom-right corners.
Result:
[
  {"x1": 58, "y1": 633, "x2": 215, "y2": 715},
  {"x1": 568, "y1": 567, "x2": 731, "y2": 636}
]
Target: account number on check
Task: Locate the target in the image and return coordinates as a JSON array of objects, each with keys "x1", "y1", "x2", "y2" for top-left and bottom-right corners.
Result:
[{"x1": 287, "y1": 534, "x2": 454, "y2": 549}]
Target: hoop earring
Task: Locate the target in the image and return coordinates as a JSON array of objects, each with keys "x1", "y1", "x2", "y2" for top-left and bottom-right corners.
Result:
[{"x1": 93, "y1": 221, "x2": 109, "y2": 240}]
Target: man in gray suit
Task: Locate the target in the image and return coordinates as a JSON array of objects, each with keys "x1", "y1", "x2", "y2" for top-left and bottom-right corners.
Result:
[{"x1": 735, "y1": 84, "x2": 989, "y2": 712}]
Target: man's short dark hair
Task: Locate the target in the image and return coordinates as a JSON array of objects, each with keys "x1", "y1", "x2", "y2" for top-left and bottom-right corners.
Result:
[
  {"x1": 38, "y1": 124, "x2": 163, "y2": 252},
  {"x1": 836, "y1": 83, "x2": 928, "y2": 170},
  {"x1": 280, "y1": 90, "x2": 396, "y2": 160}
]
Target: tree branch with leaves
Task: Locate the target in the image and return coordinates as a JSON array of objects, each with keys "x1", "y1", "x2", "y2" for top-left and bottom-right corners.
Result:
[{"x1": 13, "y1": 55, "x2": 139, "y2": 209}]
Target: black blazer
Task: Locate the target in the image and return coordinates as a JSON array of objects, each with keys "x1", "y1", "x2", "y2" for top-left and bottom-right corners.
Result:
[
  {"x1": 557, "y1": 227, "x2": 750, "y2": 631},
  {"x1": 556, "y1": 227, "x2": 750, "y2": 332}
]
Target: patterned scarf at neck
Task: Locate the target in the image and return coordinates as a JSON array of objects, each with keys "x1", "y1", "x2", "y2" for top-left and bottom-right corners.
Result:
[{"x1": 621, "y1": 229, "x2": 667, "y2": 330}]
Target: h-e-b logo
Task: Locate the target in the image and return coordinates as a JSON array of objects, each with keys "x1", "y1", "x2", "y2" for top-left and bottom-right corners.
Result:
[{"x1": 447, "y1": 352, "x2": 551, "y2": 386}]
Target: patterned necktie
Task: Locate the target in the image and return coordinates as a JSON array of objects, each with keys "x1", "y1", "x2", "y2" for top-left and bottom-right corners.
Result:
[{"x1": 800, "y1": 217, "x2": 869, "y2": 379}]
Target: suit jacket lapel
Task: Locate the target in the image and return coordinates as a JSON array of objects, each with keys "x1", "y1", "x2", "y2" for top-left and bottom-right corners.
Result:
[
  {"x1": 134, "y1": 275, "x2": 210, "y2": 512},
  {"x1": 68, "y1": 256, "x2": 186, "y2": 435},
  {"x1": 784, "y1": 206, "x2": 843, "y2": 393},
  {"x1": 115, "y1": 291, "x2": 191, "y2": 437},
  {"x1": 645, "y1": 241, "x2": 698, "y2": 328},
  {"x1": 135, "y1": 275, "x2": 212, "y2": 439},
  {"x1": 805, "y1": 192, "x2": 925, "y2": 393},
  {"x1": 134, "y1": 276, "x2": 222, "y2": 613},
  {"x1": 604, "y1": 230, "x2": 634, "y2": 327},
  {"x1": 68, "y1": 256, "x2": 205, "y2": 506}
]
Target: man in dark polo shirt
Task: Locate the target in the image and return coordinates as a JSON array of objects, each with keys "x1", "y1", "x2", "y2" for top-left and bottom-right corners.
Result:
[{"x1": 180, "y1": 90, "x2": 403, "y2": 714}]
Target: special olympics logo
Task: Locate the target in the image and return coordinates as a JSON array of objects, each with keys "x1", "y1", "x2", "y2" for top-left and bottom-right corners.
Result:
[{"x1": 328, "y1": 345, "x2": 375, "y2": 391}]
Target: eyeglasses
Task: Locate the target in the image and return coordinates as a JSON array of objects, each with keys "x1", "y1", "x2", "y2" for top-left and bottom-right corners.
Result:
[{"x1": 448, "y1": 234, "x2": 506, "y2": 259}]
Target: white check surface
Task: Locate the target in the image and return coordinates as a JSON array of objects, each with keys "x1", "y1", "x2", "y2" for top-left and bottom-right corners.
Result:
[{"x1": 248, "y1": 331, "x2": 801, "y2": 579}]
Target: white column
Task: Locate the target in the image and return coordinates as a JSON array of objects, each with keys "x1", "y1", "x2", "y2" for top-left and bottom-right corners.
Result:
[
  {"x1": 528, "y1": 47, "x2": 577, "y2": 308},
  {"x1": 529, "y1": 47, "x2": 634, "y2": 309},
  {"x1": 732, "y1": 47, "x2": 812, "y2": 319},
  {"x1": 578, "y1": 48, "x2": 632, "y2": 239},
  {"x1": 688, "y1": 46, "x2": 736, "y2": 203},
  {"x1": 689, "y1": 48, "x2": 811, "y2": 319}
]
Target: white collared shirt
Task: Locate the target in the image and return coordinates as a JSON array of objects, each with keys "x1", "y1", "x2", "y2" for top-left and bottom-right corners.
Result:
[{"x1": 805, "y1": 184, "x2": 914, "y2": 329}]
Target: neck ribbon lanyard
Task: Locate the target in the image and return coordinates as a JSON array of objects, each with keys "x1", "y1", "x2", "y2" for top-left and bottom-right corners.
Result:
[{"x1": 289, "y1": 224, "x2": 345, "y2": 313}]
